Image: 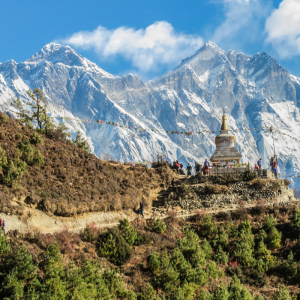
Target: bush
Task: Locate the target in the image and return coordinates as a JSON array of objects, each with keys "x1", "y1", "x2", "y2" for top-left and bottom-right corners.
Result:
[
  {"x1": 263, "y1": 214, "x2": 277, "y2": 231},
  {"x1": 147, "y1": 252, "x2": 161, "y2": 272},
  {"x1": 19, "y1": 139, "x2": 44, "y2": 165},
  {"x1": 266, "y1": 227, "x2": 281, "y2": 249},
  {"x1": 119, "y1": 218, "x2": 138, "y2": 245},
  {"x1": 280, "y1": 251, "x2": 297, "y2": 281},
  {"x1": 214, "y1": 245, "x2": 229, "y2": 265},
  {"x1": 82, "y1": 225, "x2": 97, "y2": 242},
  {"x1": 201, "y1": 239, "x2": 212, "y2": 259},
  {"x1": 73, "y1": 132, "x2": 90, "y2": 152},
  {"x1": 15, "y1": 133, "x2": 22, "y2": 140},
  {"x1": 196, "y1": 289, "x2": 212, "y2": 300},
  {"x1": 151, "y1": 219, "x2": 166, "y2": 234},
  {"x1": 290, "y1": 208, "x2": 300, "y2": 235},
  {"x1": 213, "y1": 283, "x2": 230, "y2": 300},
  {"x1": 98, "y1": 228, "x2": 132, "y2": 265},
  {"x1": 138, "y1": 283, "x2": 160, "y2": 300},
  {"x1": 255, "y1": 241, "x2": 275, "y2": 272},
  {"x1": 30, "y1": 132, "x2": 44, "y2": 144},
  {"x1": 275, "y1": 285, "x2": 292, "y2": 300},
  {"x1": 199, "y1": 214, "x2": 218, "y2": 239},
  {"x1": 212, "y1": 228, "x2": 228, "y2": 250},
  {"x1": 206, "y1": 261, "x2": 220, "y2": 280},
  {"x1": 234, "y1": 231, "x2": 255, "y2": 268}
]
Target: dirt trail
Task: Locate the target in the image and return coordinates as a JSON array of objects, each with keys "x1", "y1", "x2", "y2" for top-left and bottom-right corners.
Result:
[{"x1": 2, "y1": 194, "x2": 299, "y2": 234}]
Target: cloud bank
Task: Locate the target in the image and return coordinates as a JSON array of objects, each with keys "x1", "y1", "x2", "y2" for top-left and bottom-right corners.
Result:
[
  {"x1": 265, "y1": 0, "x2": 300, "y2": 58},
  {"x1": 61, "y1": 21, "x2": 203, "y2": 73}
]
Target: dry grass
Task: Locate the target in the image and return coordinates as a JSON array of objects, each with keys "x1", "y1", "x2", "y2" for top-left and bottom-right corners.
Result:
[{"x1": 0, "y1": 112, "x2": 177, "y2": 216}]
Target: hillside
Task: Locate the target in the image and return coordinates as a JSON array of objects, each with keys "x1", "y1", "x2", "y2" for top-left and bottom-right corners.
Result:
[{"x1": 0, "y1": 112, "x2": 176, "y2": 218}]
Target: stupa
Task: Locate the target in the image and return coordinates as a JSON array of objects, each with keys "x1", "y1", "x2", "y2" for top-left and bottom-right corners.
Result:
[{"x1": 210, "y1": 109, "x2": 242, "y2": 164}]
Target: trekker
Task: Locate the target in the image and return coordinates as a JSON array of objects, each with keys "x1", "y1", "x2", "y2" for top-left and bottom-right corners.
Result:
[
  {"x1": 270, "y1": 156, "x2": 274, "y2": 170},
  {"x1": 139, "y1": 201, "x2": 144, "y2": 218},
  {"x1": 204, "y1": 159, "x2": 209, "y2": 175},
  {"x1": 254, "y1": 164, "x2": 258, "y2": 170},
  {"x1": 175, "y1": 160, "x2": 181, "y2": 174},
  {"x1": 273, "y1": 166, "x2": 278, "y2": 179},
  {"x1": 0, "y1": 218, "x2": 5, "y2": 235},
  {"x1": 273, "y1": 159, "x2": 277, "y2": 170},
  {"x1": 187, "y1": 163, "x2": 192, "y2": 176},
  {"x1": 257, "y1": 158, "x2": 262, "y2": 169}
]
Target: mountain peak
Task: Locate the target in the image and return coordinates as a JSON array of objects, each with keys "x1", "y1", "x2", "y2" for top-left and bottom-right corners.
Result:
[{"x1": 26, "y1": 43, "x2": 83, "y2": 65}]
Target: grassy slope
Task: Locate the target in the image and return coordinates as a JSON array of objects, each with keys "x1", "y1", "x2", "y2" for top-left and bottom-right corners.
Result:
[{"x1": 0, "y1": 112, "x2": 176, "y2": 217}]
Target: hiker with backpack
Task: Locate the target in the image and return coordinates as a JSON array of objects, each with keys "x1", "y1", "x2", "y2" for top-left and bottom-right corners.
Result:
[
  {"x1": 187, "y1": 163, "x2": 192, "y2": 176},
  {"x1": 273, "y1": 166, "x2": 278, "y2": 179},
  {"x1": 204, "y1": 159, "x2": 209, "y2": 175},
  {"x1": 139, "y1": 201, "x2": 144, "y2": 218},
  {"x1": 257, "y1": 158, "x2": 262, "y2": 169},
  {"x1": 0, "y1": 219, "x2": 5, "y2": 235}
]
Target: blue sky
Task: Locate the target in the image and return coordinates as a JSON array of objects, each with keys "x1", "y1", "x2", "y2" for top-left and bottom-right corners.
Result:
[{"x1": 1, "y1": 0, "x2": 300, "y2": 80}]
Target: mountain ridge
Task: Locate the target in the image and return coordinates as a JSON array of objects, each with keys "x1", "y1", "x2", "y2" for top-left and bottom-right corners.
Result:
[{"x1": 0, "y1": 41, "x2": 300, "y2": 186}]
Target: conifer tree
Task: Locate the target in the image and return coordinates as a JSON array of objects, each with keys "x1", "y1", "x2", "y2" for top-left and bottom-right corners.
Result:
[{"x1": 72, "y1": 132, "x2": 90, "y2": 152}]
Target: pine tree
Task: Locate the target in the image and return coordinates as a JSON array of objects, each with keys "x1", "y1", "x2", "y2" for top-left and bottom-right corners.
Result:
[
  {"x1": 72, "y1": 132, "x2": 90, "y2": 152},
  {"x1": 0, "y1": 246, "x2": 39, "y2": 299},
  {"x1": 38, "y1": 243, "x2": 67, "y2": 299},
  {"x1": 275, "y1": 285, "x2": 292, "y2": 300}
]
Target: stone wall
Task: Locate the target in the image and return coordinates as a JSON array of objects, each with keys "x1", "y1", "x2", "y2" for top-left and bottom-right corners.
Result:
[{"x1": 163, "y1": 179, "x2": 294, "y2": 212}]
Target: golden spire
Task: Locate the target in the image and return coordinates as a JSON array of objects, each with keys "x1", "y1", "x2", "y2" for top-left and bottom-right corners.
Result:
[{"x1": 221, "y1": 108, "x2": 228, "y2": 130}]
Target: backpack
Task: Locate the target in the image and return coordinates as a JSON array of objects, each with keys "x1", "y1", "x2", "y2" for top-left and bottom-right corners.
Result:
[
  {"x1": 0, "y1": 219, "x2": 3, "y2": 227},
  {"x1": 257, "y1": 160, "x2": 261, "y2": 165}
]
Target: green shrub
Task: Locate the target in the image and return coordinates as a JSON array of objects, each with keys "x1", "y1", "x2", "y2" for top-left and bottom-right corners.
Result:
[
  {"x1": 290, "y1": 208, "x2": 300, "y2": 235},
  {"x1": 213, "y1": 283, "x2": 230, "y2": 300},
  {"x1": 256, "y1": 229, "x2": 267, "y2": 244},
  {"x1": 154, "y1": 252, "x2": 180, "y2": 293},
  {"x1": 171, "y1": 282, "x2": 197, "y2": 300},
  {"x1": 148, "y1": 252, "x2": 161, "y2": 272},
  {"x1": 234, "y1": 231, "x2": 255, "y2": 268},
  {"x1": 196, "y1": 289, "x2": 212, "y2": 300},
  {"x1": 73, "y1": 132, "x2": 90, "y2": 152},
  {"x1": 255, "y1": 241, "x2": 275, "y2": 272},
  {"x1": 280, "y1": 251, "x2": 297, "y2": 281},
  {"x1": 238, "y1": 220, "x2": 252, "y2": 235},
  {"x1": 201, "y1": 239, "x2": 212, "y2": 259},
  {"x1": 98, "y1": 228, "x2": 132, "y2": 265},
  {"x1": 266, "y1": 227, "x2": 281, "y2": 249},
  {"x1": 0, "y1": 113, "x2": 8, "y2": 124},
  {"x1": 119, "y1": 218, "x2": 138, "y2": 245},
  {"x1": 263, "y1": 214, "x2": 277, "y2": 231},
  {"x1": 214, "y1": 245, "x2": 229, "y2": 265},
  {"x1": 138, "y1": 283, "x2": 160, "y2": 300},
  {"x1": 228, "y1": 275, "x2": 254, "y2": 300},
  {"x1": 82, "y1": 225, "x2": 97, "y2": 242},
  {"x1": 212, "y1": 228, "x2": 228, "y2": 250},
  {"x1": 275, "y1": 285, "x2": 292, "y2": 300},
  {"x1": 200, "y1": 214, "x2": 218, "y2": 239},
  {"x1": 151, "y1": 219, "x2": 166, "y2": 234},
  {"x1": 15, "y1": 133, "x2": 22, "y2": 140},
  {"x1": 206, "y1": 261, "x2": 220, "y2": 280},
  {"x1": 19, "y1": 139, "x2": 44, "y2": 165},
  {"x1": 30, "y1": 132, "x2": 44, "y2": 144}
]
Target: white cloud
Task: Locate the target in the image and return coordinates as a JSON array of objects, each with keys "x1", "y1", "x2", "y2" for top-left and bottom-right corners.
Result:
[
  {"x1": 60, "y1": 21, "x2": 203, "y2": 73},
  {"x1": 265, "y1": 0, "x2": 300, "y2": 58},
  {"x1": 211, "y1": 0, "x2": 271, "y2": 48}
]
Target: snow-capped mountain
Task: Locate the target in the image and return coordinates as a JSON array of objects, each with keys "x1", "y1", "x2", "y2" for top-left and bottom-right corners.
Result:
[{"x1": 0, "y1": 41, "x2": 300, "y2": 186}]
